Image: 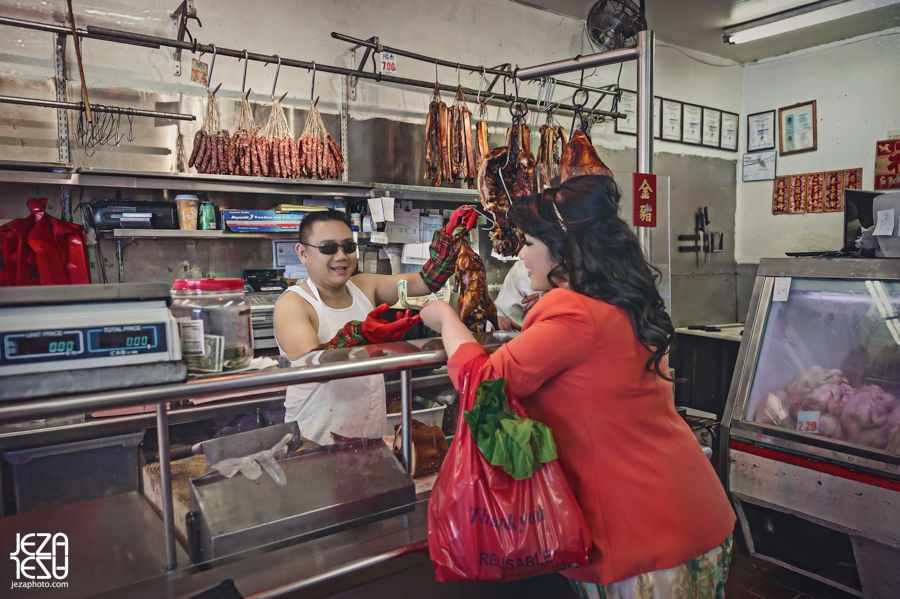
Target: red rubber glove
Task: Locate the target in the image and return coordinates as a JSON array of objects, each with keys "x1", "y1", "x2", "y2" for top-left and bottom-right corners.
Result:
[
  {"x1": 443, "y1": 205, "x2": 478, "y2": 236},
  {"x1": 360, "y1": 304, "x2": 422, "y2": 344}
]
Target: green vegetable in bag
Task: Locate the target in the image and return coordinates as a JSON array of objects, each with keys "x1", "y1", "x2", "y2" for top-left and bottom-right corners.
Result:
[{"x1": 463, "y1": 378, "x2": 558, "y2": 480}]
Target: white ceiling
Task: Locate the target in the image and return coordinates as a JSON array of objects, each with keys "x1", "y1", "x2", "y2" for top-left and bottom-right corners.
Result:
[{"x1": 513, "y1": 0, "x2": 900, "y2": 62}]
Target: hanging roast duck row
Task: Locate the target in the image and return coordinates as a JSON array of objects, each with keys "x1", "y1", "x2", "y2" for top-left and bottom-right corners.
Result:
[{"x1": 423, "y1": 86, "x2": 615, "y2": 257}]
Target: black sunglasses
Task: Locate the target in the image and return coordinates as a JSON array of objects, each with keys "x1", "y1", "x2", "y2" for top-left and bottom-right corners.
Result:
[{"x1": 302, "y1": 241, "x2": 358, "y2": 255}]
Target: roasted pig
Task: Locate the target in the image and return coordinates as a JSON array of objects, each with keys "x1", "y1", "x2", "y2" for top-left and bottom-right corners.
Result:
[
  {"x1": 559, "y1": 130, "x2": 613, "y2": 182},
  {"x1": 393, "y1": 419, "x2": 449, "y2": 477}
]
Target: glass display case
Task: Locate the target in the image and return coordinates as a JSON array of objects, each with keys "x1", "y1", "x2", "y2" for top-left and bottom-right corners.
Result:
[
  {"x1": 723, "y1": 258, "x2": 900, "y2": 599},
  {"x1": 742, "y1": 277, "x2": 900, "y2": 454}
]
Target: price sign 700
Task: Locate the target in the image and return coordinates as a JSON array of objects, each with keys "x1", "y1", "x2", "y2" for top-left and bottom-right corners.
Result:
[{"x1": 380, "y1": 52, "x2": 397, "y2": 74}]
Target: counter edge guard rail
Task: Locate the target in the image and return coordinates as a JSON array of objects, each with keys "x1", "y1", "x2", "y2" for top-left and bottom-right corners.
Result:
[
  {"x1": 246, "y1": 540, "x2": 429, "y2": 599},
  {"x1": 0, "y1": 350, "x2": 450, "y2": 426}
]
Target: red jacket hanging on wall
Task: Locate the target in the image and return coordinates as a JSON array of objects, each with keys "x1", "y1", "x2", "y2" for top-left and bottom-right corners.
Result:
[{"x1": 0, "y1": 198, "x2": 90, "y2": 286}]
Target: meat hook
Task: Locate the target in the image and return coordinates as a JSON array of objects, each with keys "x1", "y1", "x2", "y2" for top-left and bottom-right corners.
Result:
[
  {"x1": 267, "y1": 54, "x2": 282, "y2": 102},
  {"x1": 309, "y1": 61, "x2": 316, "y2": 106},
  {"x1": 240, "y1": 49, "x2": 250, "y2": 97},
  {"x1": 434, "y1": 58, "x2": 438, "y2": 84},
  {"x1": 205, "y1": 44, "x2": 221, "y2": 95},
  {"x1": 456, "y1": 63, "x2": 461, "y2": 88},
  {"x1": 475, "y1": 66, "x2": 485, "y2": 104}
]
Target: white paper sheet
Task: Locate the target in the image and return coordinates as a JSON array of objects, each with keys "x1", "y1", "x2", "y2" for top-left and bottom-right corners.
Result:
[
  {"x1": 874, "y1": 208, "x2": 895, "y2": 236},
  {"x1": 367, "y1": 198, "x2": 385, "y2": 223}
]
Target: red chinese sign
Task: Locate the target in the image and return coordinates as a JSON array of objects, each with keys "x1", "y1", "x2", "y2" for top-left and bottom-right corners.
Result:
[
  {"x1": 806, "y1": 172, "x2": 825, "y2": 213},
  {"x1": 824, "y1": 170, "x2": 844, "y2": 212},
  {"x1": 788, "y1": 174, "x2": 807, "y2": 214},
  {"x1": 632, "y1": 172, "x2": 657, "y2": 228},
  {"x1": 773, "y1": 176, "x2": 789, "y2": 214},
  {"x1": 875, "y1": 139, "x2": 900, "y2": 190},
  {"x1": 843, "y1": 168, "x2": 862, "y2": 191}
]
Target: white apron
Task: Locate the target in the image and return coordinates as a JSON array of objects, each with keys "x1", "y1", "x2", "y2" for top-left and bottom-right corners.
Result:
[{"x1": 276, "y1": 279, "x2": 387, "y2": 445}]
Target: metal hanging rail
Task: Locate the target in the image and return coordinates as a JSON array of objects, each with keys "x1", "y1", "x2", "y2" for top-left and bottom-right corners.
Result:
[
  {"x1": 0, "y1": 16, "x2": 622, "y2": 119},
  {"x1": 0, "y1": 95, "x2": 196, "y2": 121},
  {"x1": 330, "y1": 31, "x2": 619, "y2": 100}
]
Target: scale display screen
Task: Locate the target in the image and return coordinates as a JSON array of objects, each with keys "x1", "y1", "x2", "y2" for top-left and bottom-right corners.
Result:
[
  {"x1": 5, "y1": 332, "x2": 83, "y2": 358},
  {"x1": 1, "y1": 324, "x2": 167, "y2": 367}
]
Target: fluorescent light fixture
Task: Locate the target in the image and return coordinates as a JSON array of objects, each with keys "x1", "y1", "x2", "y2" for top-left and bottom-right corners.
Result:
[{"x1": 723, "y1": 0, "x2": 900, "y2": 44}]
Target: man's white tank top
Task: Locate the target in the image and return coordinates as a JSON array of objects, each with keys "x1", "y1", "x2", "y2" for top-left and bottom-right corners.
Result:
[{"x1": 275, "y1": 279, "x2": 387, "y2": 445}]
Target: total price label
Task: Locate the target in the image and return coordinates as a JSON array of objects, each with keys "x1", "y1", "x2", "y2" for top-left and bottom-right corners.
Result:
[
  {"x1": 380, "y1": 51, "x2": 397, "y2": 74},
  {"x1": 796, "y1": 410, "x2": 820, "y2": 434}
]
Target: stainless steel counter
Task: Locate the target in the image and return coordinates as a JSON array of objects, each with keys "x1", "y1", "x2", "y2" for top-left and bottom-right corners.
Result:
[
  {"x1": 1, "y1": 492, "x2": 190, "y2": 598},
  {"x1": 91, "y1": 501, "x2": 431, "y2": 599}
]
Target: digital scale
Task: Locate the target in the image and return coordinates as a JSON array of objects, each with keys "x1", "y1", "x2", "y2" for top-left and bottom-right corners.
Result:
[{"x1": 0, "y1": 284, "x2": 186, "y2": 401}]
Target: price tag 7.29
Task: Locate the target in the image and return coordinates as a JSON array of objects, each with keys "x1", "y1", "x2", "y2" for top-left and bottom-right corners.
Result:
[
  {"x1": 796, "y1": 410, "x2": 820, "y2": 434},
  {"x1": 380, "y1": 52, "x2": 397, "y2": 74}
]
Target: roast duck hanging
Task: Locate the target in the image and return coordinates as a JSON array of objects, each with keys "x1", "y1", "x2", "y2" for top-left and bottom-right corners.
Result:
[
  {"x1": 453, "y1": 228, "x2": 498, "y2": 333},
  {"x1": 476, "y1": 101, "x2": 535, "y2": 257}
]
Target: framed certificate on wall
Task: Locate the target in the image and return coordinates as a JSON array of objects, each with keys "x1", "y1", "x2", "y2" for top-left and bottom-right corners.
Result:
[
  {"x1": 661, "y1": 99, "x2": 682, "y2": 142},
  {"x1": 720, "y1": 112, "x2": 738, "y2": 151},
  {"x1": 682, "y1": 104, "x2": 702, "y2": 145},
  {"x1": 614, "y1": 89, "x2": 637, "y2": 135},
  {"x1": 702, "y1": 108, "x2": 721, "y2": 147},
  {"x1": 779, "y1": 100, "x2": 817, "y2": 155},
  {"x1": 748, "y1": 110, "x2": 776, "y2": 152}
]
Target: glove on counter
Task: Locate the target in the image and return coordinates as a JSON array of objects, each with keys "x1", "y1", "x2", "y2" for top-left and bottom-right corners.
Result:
[{"x1": 313, "y1": 304, "x2": 421, "y2": 350}]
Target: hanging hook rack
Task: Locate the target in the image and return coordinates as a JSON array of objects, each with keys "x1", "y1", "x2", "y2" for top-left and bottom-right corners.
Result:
[
  {"x1": 240, "y1": 49, "x2": 251, "y2": 97},
  {"x1": 203, "y1": 44, "x2": 222, "y2": 95}
]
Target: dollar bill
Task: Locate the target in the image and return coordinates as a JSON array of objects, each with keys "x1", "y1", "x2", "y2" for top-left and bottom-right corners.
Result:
[
  {"x1": 398, "y1": 279, "x2": 449, "y2": 309},
  {"x1": 187, "y1": 334, "x2": 224, "y2": 373}
]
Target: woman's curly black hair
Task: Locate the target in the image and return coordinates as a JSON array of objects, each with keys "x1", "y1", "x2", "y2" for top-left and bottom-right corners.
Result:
[{"x1": 510, "y1": 174, "x2": 675, "y2": 379}]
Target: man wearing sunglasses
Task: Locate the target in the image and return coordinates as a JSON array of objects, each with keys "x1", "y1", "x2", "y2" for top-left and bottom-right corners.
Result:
[{"x1": 273, "y1": 206, "x2": 477, "y2": 444}]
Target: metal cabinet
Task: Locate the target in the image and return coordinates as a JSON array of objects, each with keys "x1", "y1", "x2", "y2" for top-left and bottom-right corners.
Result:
[{"x1": 722, "y1": 258, "x2": 900, "y2": 599}]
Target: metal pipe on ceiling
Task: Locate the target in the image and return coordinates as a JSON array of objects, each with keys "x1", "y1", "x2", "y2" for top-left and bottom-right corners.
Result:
[
  {"x1": 0, "y1": 95, "x2": 197, "y2": 121},
  {"x1": 516, "y1": 46, "x2": 639, "y2": 81},
  {"x1": 330, "y1": 31, "x2": 619, "y2": 99},
  {"x1": 0, "y1": 15, "x2": 160, "y2": 48},
  {"x1": 81, "y1": 24, "x2": 623, "y2": 119}
]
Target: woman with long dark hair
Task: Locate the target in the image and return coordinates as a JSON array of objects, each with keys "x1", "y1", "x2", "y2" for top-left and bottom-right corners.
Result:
[{"x1": 421, "y1": 175, "x2": 735, "y2": 597}]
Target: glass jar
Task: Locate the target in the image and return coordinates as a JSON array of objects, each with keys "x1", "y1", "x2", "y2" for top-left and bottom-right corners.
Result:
[{"x1": 170, "y1": 278, "x2": 253, "y2": 373}]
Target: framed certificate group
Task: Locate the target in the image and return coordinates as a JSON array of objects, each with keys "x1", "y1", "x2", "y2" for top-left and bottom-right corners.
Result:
[{"x1": 612, "y1": 92, "x2": 738, "y2": 152}]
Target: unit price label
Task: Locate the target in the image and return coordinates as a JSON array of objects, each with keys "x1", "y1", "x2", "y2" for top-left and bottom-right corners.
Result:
[
  {"x1": 796, "y1": 410, "x2": 820, "y2": 434},
  {"x1": 380, "y1": 52, "x2": 397, "y2": 74}
]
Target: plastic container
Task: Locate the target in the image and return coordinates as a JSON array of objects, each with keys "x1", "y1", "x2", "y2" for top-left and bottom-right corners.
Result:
[
  {"x1": 171, "y1": 278, "x2": 254, "y2": 373},
  {"x1": 385, "y1": 404, "x2": 447, "y2": 435},
  {"x1": 3, "y1": 431, "x2": 145, "y2": 513}
]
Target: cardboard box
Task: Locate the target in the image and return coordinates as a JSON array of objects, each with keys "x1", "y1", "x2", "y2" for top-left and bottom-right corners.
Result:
[{"x1": 221, "y1": 209, "x2": 306, "y2": 232}]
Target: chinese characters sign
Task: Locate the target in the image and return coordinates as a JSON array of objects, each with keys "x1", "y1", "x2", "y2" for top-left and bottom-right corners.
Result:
[
  {"x1": 632, "y1": 173, "x2": 657, "y2": 228},
  {"x1": 875, "y1": 139, "x2": 900, "y2": 190}
]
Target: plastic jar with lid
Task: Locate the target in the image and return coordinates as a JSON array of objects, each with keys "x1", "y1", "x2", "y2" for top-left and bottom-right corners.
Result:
[{"x1": 170, "y1": 278, "x2": 253, "y2": 373}]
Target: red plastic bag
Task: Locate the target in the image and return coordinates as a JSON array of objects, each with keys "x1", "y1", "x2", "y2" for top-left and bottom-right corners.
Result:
[{"x1": 427, "y1": 353, "x2": 592, "y2": 582}]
